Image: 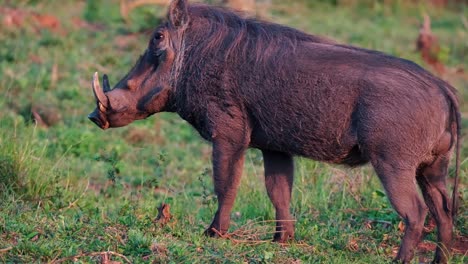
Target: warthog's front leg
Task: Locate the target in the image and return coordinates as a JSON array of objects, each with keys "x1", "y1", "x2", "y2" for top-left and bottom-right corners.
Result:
[{"x1": 204, "y1": 139, "x2": 247, "y2": 237}]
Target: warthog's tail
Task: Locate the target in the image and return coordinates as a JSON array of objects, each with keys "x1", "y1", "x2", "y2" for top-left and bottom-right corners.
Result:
[
  {"x1": 442, "y1": 81, "x2": 461, "y2": 221},
  {"x1": 451, "y1": 97, "x2": 461, "y2": 220}
]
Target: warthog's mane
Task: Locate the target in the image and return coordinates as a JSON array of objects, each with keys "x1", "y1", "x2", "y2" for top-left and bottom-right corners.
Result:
[{"x1": 184, "y1": 4, "x2": 334, "y2": 65}]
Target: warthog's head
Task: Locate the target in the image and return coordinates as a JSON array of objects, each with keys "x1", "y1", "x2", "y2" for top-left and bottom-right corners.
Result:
[{"x1": 88, "y1": 0, "x2": 189, "y2": 129}]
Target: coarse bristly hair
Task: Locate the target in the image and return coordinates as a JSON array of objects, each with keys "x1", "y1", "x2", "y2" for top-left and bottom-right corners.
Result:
[{"x1": 184, "y1": 4, "x2": 335, "y2": 65}]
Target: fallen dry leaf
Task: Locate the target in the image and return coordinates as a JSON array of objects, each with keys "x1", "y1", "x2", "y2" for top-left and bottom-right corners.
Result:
[
  {"x1": 1, "y1": 7, "x2": 28, "y2": 28},
  {"x1": 154, "y1": 203, "x2": 172, "y2": 227},
  {"x1": 31, "y1": 13, "x2": 60, "y2": 31},
  {"x1": 0, "y1": 7, "x2": 63, "y2": 34},
  {"x1": 398, "y1": 221, "x2": 405, "y2": 233},
  {"x1": 346, "y1": 237, "x2": 359, "y2": 252},
  {"x1": 150, "y1": 242, "x2": 168, "y2": 256}
]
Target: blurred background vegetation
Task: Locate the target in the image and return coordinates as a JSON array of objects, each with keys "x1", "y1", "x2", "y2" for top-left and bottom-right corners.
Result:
[{"x1": 0, "y1": 0, "x2": 466, "y2": 263}]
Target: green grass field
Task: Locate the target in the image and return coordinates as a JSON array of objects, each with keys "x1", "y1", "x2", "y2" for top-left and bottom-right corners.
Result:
[{"x1": 0, "y1": 0, "x2": 466, "y2": 263}]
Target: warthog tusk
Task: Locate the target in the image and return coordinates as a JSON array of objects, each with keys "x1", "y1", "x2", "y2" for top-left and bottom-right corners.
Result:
[{"x1": 92, "y1": 72, "x2": 109, "y2": 109}]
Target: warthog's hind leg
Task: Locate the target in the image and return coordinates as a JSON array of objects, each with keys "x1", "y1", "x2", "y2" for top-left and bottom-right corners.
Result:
[
  {"x1": 372, "y1": 159, "x2": 427, "y2": 264},
  {"x1": 416, "y1": 154, "x2": 453, "y2": 264},
  {"x1": 262, "y1": 150, "x2": 295, "y2": 242}
]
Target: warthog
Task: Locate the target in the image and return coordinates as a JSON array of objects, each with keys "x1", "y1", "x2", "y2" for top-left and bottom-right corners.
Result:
[{"x1": 88, "y1": 0, "x2": 461, "y2": 263}]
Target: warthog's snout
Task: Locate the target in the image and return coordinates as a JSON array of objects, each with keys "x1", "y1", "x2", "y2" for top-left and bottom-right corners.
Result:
[{"x1": 88, "y1": 109, "x2": 105, "y2": 129}]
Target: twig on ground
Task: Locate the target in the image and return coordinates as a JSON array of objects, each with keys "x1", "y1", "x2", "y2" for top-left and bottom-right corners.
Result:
[{"x1": 0, "y1": 247, "x2": 13, "y2": 254}]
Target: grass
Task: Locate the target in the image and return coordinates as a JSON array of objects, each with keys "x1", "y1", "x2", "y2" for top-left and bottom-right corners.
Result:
[{"x1": 0, "y1": 0, "x2": 466, "y2": 263}]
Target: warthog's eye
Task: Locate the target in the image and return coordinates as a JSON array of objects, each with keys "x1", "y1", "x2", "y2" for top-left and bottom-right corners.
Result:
[{"x1": 154, "y1": 33, "x2": 164, "y2": 41}]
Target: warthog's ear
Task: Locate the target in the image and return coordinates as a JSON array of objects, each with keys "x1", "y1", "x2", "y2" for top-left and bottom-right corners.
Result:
[{"x1": 169, "y1": 0, "x2": 189, "y2": 28}]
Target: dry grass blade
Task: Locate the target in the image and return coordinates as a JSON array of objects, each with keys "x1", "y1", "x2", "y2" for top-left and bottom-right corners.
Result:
[
  {"x1": 210, "y1": 227, "x2": 271, "y2": 245},
  {"x1": 343, "y1": 207, "x2": 393, "y2": 214},
  {"x1": 50, "y1": 251, "x2": 131, "y2": 264},
  {"x1": 209, "y1": 219, "x2": 299, "y2": 245}
]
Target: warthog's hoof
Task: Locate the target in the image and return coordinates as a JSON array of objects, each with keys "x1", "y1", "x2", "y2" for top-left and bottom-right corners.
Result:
[
  {"x1": 272, "y1": 230, "x2": 295, "y2": 243},
  {"x1": 392, "y1": 257, "x2": 413, "y2": 264}
]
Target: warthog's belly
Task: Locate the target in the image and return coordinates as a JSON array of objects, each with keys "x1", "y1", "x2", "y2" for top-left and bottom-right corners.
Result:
[{"x1": 249, "y1": 118, "x2": 368, "y2": 166}]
